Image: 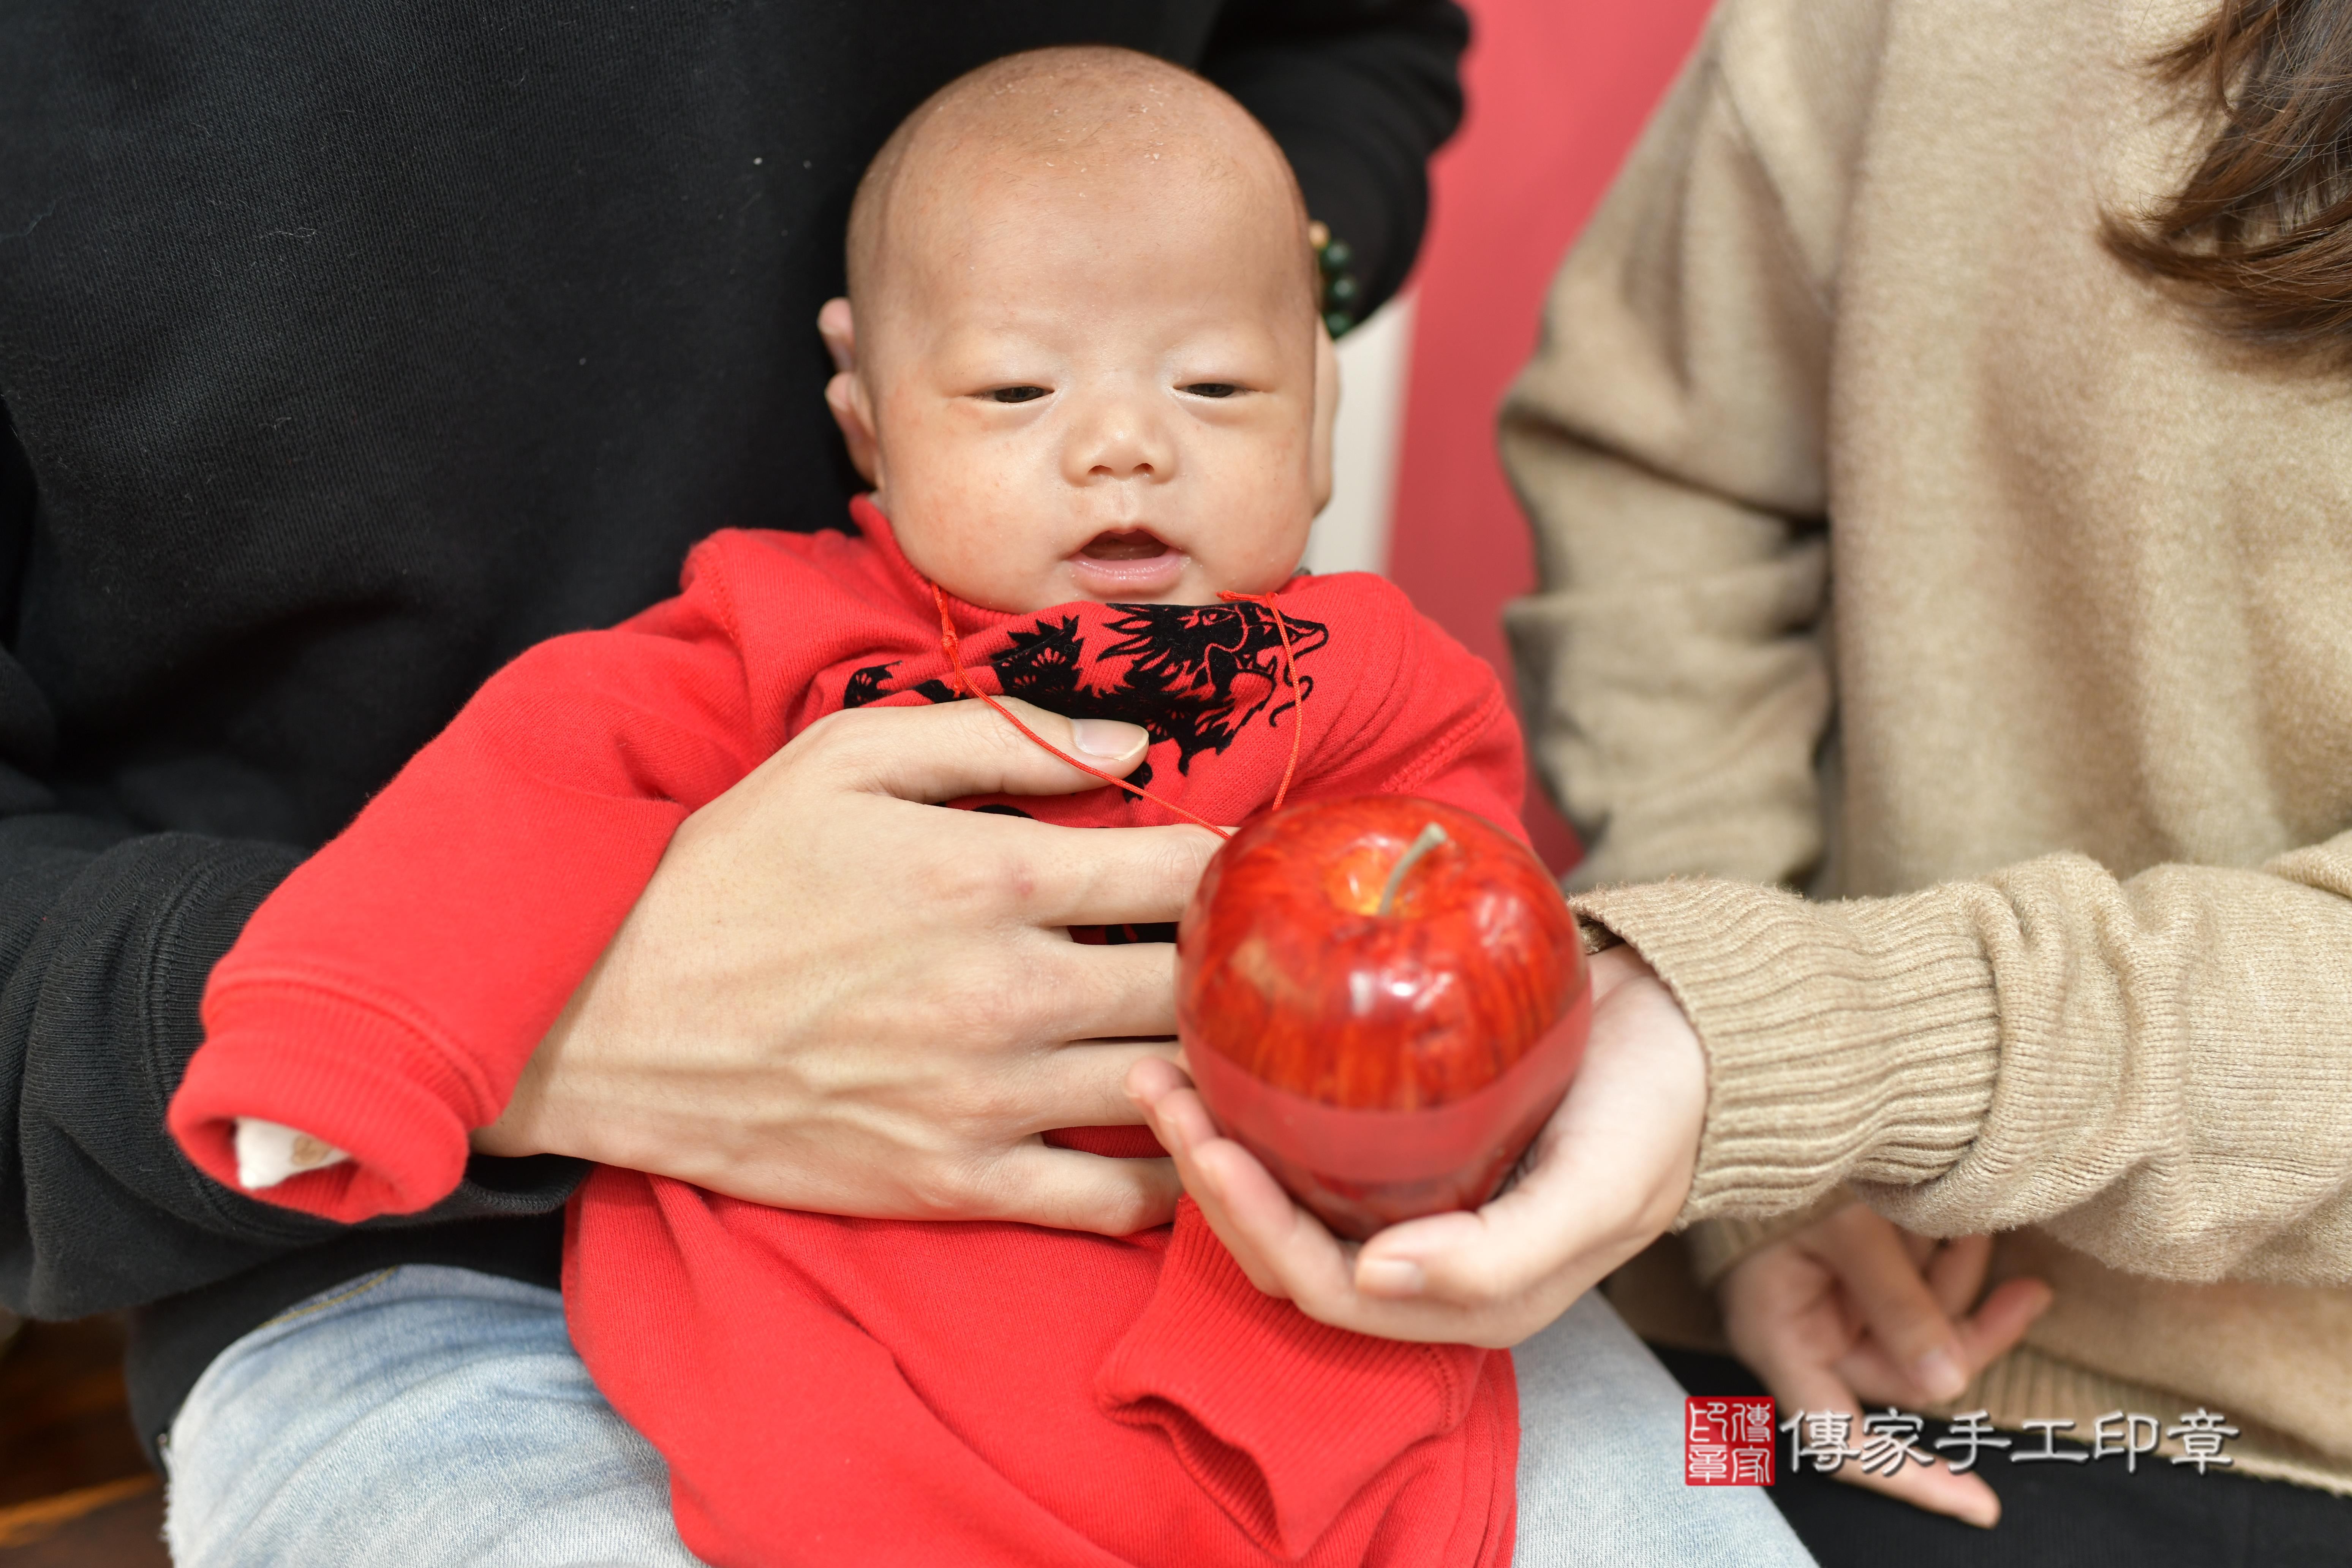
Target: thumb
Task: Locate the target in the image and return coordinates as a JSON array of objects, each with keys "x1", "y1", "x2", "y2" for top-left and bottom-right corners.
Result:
[{"x1": 805, "y1": 696, "x2": 1152, "y2": 805}]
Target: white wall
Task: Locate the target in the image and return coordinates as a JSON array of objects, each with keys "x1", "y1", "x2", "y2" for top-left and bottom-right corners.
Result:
[{"x1": 1302, "y1": 293, "x2": 1414, "y2": 578}]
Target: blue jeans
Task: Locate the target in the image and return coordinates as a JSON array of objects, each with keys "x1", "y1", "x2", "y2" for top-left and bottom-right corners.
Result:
[{"x1": 163, "y1": 1265, "x2": 1814, "y2": 1567}]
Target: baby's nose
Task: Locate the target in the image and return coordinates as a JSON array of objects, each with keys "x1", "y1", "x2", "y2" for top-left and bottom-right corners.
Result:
[{"x1": 1064, "y1": 390, "x2": 1175, "y2": 483}]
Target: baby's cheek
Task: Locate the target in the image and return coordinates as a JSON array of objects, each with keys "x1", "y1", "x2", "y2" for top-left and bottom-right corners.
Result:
[
  {"x1": 1204, "y1": 482, "x2": 1317, "y2": 585},
  {"x1": 894, "y1": 506, "x2": 1061, "y2": 612}
]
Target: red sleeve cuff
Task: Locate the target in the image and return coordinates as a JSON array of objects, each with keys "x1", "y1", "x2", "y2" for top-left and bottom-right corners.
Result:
[
  {"x1": 169, "y1": 980, "x2": 492, "y2": 1221},
  {"x1": 1094, "y1": 1200, "x2": 1490, "y2": 1557}
]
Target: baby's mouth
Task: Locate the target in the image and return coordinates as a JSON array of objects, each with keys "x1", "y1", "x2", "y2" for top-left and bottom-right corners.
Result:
[
  {"x1": 1079, "y1": 529, "x2": 1172, "y2": 561},
  {"x1": 1069, "y1": 527, "x2": 1189, "y2": 593}
]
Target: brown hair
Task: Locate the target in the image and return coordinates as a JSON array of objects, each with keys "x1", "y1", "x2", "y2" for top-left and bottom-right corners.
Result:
[{"x1": 2104, "y1": 0, "x2": 2352, "y2": 356}]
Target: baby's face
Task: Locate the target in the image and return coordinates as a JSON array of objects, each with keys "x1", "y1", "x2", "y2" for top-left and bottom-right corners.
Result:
[{"x1": 826, "y1": 130, "x2": 1327, "y2": 613}]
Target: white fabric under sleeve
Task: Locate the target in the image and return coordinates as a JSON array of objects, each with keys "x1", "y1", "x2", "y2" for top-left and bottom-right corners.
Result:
[{"x1": 234, "y1": 1116, "x2": 352, "y2": 1191}]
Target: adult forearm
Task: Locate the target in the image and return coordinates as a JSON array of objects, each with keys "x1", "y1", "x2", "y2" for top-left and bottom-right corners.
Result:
[
  {"x1": 0, "y1": 822, "x2": 302, "y2": 1318},
  {"x1": 1581, "y1": 832, "x2": 2352, "y2": 1287},
  {"x1": 0, "y1": 817, "x2": 581, "y2": 1318}
]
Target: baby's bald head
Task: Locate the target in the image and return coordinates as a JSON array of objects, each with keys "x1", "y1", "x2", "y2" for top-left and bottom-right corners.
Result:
[
  {"x1": 821, "y1": 46, "x2": 1333, "y2": 614},
  {"x1": 846, "y1": 47, "x2": 1317, "y2": 337}
]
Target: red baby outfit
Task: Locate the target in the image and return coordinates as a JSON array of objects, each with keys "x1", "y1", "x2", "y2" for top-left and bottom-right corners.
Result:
[{"x1": 172, "y1": 498, "x2": 1529, "y2": 1567}]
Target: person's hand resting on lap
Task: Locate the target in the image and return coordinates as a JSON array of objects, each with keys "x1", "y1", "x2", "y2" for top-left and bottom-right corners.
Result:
[{"x1": 1720, "y1": 1203, "x2": 2051, "y2": 1528}]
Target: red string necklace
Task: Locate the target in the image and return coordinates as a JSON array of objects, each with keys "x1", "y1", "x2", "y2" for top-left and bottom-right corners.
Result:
[{"x1": 928, "y1": 582, "x2": 1307, "y2": 842}]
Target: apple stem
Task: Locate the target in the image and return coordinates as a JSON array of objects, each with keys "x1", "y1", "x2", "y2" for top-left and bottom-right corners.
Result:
[{"x1": 1376, "y1": 823, "x2": 1451, "y2": 916}]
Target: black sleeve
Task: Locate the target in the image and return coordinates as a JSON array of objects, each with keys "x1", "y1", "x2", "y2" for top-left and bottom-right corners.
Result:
[
  {"x1": 1201, "y1": 0, "x2": 1470, "y2": 315},
  {"x1": 0, "y1": 412, "x2": 582, "y2": 1323}
]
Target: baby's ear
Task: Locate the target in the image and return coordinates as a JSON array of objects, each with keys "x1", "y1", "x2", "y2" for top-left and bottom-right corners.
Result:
[
  {"x1": 818, "y1": 297, "x2": 882, "y2": 485},
  {"x1": 817, "y1": 296, "x2": 858, "y2": 374}
]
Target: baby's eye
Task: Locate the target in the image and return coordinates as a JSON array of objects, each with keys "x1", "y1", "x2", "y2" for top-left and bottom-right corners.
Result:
[
  {"x1": 1181, "y1": 383, "x2": 1240, "y2": 399},
  {"x1": 987, "y1": 386, "x2": 1049, "y2": 404}
]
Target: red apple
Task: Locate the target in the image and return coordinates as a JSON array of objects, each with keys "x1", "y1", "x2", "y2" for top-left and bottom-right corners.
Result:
[{"x1": 1176, "y1": 795, "x2": 1590, "y2": 1239}]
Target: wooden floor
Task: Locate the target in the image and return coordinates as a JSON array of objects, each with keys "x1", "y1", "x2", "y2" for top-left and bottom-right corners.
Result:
[{"x1": 0, "y1": 1317, "x2": 170, "y2": 1566}]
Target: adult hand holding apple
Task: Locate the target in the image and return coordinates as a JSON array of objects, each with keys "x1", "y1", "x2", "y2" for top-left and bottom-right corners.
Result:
[
  {"x1": 1178, "y1": 798, "x2": 1592, "y2": 1240},
  {"x1": 1130, "y1": 940, "x2": 1706, "y2": 1349}
]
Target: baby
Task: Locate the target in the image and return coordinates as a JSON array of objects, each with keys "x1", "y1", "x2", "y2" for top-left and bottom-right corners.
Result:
[{"x1": 172, "y1": 48, "x2": 1528, "y2": 1568}]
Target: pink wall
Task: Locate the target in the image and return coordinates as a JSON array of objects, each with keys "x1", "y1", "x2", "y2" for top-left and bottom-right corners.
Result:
[{"x1": 1386, "y1": 0, "x2": 1714, "y2": 872}]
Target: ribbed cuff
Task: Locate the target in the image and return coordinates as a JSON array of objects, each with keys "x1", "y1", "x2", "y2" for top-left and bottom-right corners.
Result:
[
  {"x1": 170, "y1": 981, "x2": 488, "y2": 1221},
  {"x1": 1682, "y1": 1190, "x2": 1860, "y2": 1288},
  {"x1": 1574, "y1": 878, "x2": 2001, "y2": 1224}
]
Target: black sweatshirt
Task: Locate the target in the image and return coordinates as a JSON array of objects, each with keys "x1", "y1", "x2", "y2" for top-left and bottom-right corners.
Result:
[{"x1": 0, "y1": 1, "x2": 1466, "y2": 1455}]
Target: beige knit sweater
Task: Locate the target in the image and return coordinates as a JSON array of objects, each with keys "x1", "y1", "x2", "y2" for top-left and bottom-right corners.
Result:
[{"x1": 1499, "y1": 0, "x2": 2352, "y2": 1494}]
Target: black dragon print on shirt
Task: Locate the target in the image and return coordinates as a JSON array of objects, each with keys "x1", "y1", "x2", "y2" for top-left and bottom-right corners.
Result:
[{"x1": 841, "y1": 598, "x2": 1329, "y2": 792}]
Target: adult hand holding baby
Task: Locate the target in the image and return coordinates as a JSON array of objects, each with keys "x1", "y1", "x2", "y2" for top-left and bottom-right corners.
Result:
[
  {"x1": 479, "y1": 51, "x2": 1343, "y2": 1241},
  {"x1": 466, "y1": 47, "x2": 1350, "y2": 1247},
  {"x1": 473, "y1": 694, "x2": 1208, "y2": 1237},
  {"x1": 1132, "y1": 943, "x2": 1707, "y2": 1347}
]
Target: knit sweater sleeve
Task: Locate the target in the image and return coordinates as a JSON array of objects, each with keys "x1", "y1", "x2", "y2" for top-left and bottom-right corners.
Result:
[
  {"x1": 1579, "y1": 838, "x2": 2352, "y2": 1288},
  {"x1": 1496, "y1": 0, "x2": 1873, "y2": 897},
  {"x1": 168, "y1": 545, "x2": 770, "y2": 1222},
  {"x1": 1508, "y1": 0, "x2": 2352, "y2": 1287},
  {"x1": 1495, "y1": 0, "x2": 1877, "y2": 1290}
]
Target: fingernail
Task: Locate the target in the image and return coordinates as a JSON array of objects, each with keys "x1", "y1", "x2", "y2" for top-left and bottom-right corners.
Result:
[
  {"x1": 1914, "y1": 1347, "x2": 1967, "y2": 1401},
  {"x1": 1357, "y1": 1257, "x2": 1426, "y2": 1298},
  {"x1": 1071, "y1": 718, "x2": 1148, "y2": 759}
]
